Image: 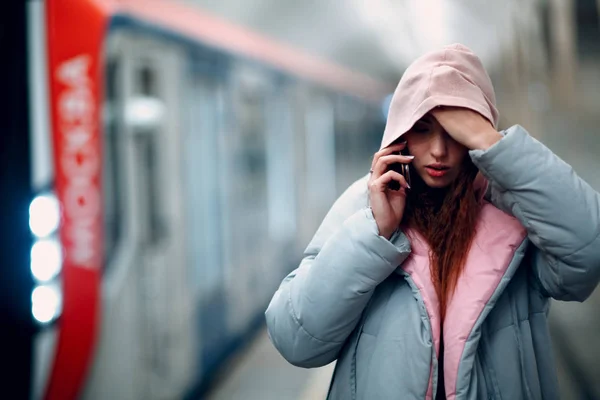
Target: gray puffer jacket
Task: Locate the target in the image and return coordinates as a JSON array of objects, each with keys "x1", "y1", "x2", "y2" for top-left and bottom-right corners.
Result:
[{"x1": 265, "y1": 125, "x2": 600, "y2": 399}]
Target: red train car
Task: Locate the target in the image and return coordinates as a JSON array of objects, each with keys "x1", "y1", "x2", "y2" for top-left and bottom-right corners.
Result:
[{"x1": 6, "y1": 0, "x2": 390, "y2": 399}]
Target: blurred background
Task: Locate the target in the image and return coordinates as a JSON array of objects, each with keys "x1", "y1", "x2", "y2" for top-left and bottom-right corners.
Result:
[{"x1": 2, "y1": 0, "x2": 599, "y2": 399}]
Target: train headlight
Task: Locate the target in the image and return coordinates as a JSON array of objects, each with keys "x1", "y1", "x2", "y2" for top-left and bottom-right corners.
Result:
[
  {"x1": 32, "y1": 283, "x2": 62, "y2": 324},
  {"x1": 29, "y1": 192, "x2": 63, "y2": 324},
  {"x1": 31, "y1": 239, "x2": 62, "y2": 282},
  {"x1": 29, "y1": 193, "x2": 60, "y2": 238}
]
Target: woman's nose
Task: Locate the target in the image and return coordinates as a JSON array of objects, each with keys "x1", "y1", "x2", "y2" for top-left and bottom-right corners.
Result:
[{"x1": 429, "y1": 132, "x2": 448, "y2": 158}]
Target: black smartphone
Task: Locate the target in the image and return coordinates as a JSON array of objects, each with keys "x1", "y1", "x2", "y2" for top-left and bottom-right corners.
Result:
[{"x1": 387, "y1": 148, "x2": 411, "y2": 191}]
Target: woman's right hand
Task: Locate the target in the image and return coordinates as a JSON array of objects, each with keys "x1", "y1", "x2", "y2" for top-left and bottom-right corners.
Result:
[{"x1": 368, "y1": 142, "x2": 413, "y2": 239}]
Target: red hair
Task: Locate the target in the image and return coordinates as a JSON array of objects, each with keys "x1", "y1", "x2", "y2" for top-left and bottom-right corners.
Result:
[{"x1": 403, "y1": 157, "x2": 481, "y2": 320}]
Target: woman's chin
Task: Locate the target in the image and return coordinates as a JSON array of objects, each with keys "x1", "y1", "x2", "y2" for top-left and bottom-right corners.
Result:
[{"x1": 419, "y1": 174, "x2": 454, "y2": 189}]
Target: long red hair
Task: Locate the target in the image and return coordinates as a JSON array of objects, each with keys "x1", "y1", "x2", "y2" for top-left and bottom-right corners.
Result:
[{"x1": 403, "y1": 157, "x2": 481, "y2": 320}]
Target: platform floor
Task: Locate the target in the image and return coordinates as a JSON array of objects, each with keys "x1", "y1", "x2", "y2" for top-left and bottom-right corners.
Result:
[{"x1": 206, "y1": 329, "x2": 335, "y2": 400}]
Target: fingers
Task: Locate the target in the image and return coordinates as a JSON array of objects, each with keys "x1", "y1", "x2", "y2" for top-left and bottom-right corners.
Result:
[
  {"x1": 371, "y1": 154, "x2": 414, "y2": 178},
  {"x1": 430, "y1": 105, "x2": 459, "y2": 116},
  {"x1": 369, "y1": 170, "x2": 410, "y2": 193},
  {"x1": 431, "y1": 106, "x2": 491, "y2": 128},
  {"x1": 370, "y1": 141, "x2": 407, "y2": 171}
]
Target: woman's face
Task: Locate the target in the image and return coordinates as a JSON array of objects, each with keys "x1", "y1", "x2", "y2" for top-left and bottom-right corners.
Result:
[{"x1": 403, "y1": 113, "x2": 469, "y2": 189}]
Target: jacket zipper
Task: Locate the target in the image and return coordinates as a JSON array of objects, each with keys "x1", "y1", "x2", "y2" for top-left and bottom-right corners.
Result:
[{"x1": 400, "y1": 271, "x2": 439, "y2": 398}]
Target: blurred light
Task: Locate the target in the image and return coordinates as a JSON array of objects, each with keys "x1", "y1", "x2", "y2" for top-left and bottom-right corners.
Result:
[
  {"x1": 29, "y1": 194, "x2": 60, "y2": 238},
  {"x1": 381, "y1": 93, "x2": 394, "y2": 120},
  {"x1": 125, "y1": 96, "x2": 165, "y2": 130},
  {"x1": 32, "y1": 284, "x2": 62, "y2": 324},
  {"x1": 408, "y1": 0, "x2": 448, "y2": 52},
  {"x1": 31, "y1": 239, "x2": 62, "y2": 282}
]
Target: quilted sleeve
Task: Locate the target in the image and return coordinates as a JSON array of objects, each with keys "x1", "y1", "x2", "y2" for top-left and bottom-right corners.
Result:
[
  {"x1": 265, "y1": 176, "x2": 411, "y2": 367},
  {"x1": 471, "y1": 125, "x2": 600, "y2": 301}
]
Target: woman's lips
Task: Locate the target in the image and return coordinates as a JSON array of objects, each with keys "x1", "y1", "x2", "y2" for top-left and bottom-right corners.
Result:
[{"x1": 425, "y1": 166, "x2": 449, "y2": 177}]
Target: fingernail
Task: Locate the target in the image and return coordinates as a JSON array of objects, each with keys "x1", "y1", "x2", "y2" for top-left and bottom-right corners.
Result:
[
  {"x1": 406, "y1": 183, "x2": 411, "y2": 189},
  {"x1": 405, "y1": 155, "x2": 415, "y2": 159}
]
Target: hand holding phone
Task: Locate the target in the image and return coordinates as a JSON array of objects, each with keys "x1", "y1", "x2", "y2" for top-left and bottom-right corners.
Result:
[
  {"x1": 368, "y1": 143, "x2": 413, "y2": 239},
  {"x1": 387, "y1": 149, "x2": 411, "y2": 191}
]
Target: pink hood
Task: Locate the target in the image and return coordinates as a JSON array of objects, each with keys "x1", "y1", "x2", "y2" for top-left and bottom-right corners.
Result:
[{"x1": 380, "y1": 43, "x2": 499, "y2": 150}]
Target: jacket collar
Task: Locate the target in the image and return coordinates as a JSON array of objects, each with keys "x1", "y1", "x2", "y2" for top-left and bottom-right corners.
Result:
[{"x1": 396, "y1": 202, "x2": 526, "y2": 399}]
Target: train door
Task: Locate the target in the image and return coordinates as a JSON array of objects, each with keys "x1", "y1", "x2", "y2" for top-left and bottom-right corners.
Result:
[
  {"x1": 223, "y1": 64, "x2": 273, "y2": 333},
  {"x1": 126, "y1": 43, "x2": 192, "y2": 399},
  {"x1": 83, "y1": 34, "x2": 193, "y2": 400},
  {"x1": 182, "y1": 57, "x2": 227, "y2": 379}
]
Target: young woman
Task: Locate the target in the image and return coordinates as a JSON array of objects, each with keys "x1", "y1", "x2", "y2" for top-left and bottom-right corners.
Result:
[{"x1": 265, "y1": 43, "x2": 600, "y2": 400}]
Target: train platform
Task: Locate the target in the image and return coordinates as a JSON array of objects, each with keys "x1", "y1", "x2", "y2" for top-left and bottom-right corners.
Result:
[{"x1": 205, "y1": 328, "x2": 334, "y2": 400}]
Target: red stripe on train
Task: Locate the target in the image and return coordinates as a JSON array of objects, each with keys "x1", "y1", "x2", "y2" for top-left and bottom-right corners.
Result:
[{"x1": 45, "y1": 0, "x2": 108, "y2": 399}]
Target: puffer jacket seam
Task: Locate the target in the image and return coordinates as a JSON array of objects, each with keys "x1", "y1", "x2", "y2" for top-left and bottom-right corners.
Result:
[
  {"x1": 480, "y1": 326, "x2": 502, "y2": 400},
  {"x1": 563, "y1": 227, "x2": 600, "y2": 259},
  {"x1": 286, "y1": 287, "x2": 345, "y2": 345},
  {"x1": 509, "y1": 290, "x2": 534, "y2": 399},
  {"x1": 486, "y1": 311, "x2": 547, "y2": 336},
  {"x1": 350, "y1": 297, "x2": 373, "y2": 400},
  {"x1": 544, "y1": 255, "x2": 562, "y2": 292}
]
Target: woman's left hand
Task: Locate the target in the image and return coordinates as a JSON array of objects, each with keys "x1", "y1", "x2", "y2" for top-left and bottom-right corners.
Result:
[{"x1": 430, "y1": 106, "x2": 503, "y2": 150}]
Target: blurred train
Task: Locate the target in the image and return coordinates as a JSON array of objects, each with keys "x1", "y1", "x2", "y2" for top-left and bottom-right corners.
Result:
[{"x1": 7, "y1": 0, "x2": 392, "y2": 399}]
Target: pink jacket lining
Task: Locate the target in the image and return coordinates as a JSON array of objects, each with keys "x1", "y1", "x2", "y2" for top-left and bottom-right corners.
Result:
[{"x1": 401, "y1": 202, "x2": 526, "y2": 399}]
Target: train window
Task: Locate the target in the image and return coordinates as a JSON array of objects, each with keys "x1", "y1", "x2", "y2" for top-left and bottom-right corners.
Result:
[
  {"x1": 230, "y1": 69, "x2": 269, "y2": 213},
  {"x1": 134, "y1": 132, "x2": 163, "y2": 246},
  {"x1": 238, "y1": 97, "x2": 267, "y2": 198},
  {"x1": 131, "y1": 64, "x2": 164, "y2": 246},
  {"x1": 102, "y1": 59, "x2": 124, "y2": 268},
  {"x1": 139, "y1": 65, "x2": 156, "y2": 95}
]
